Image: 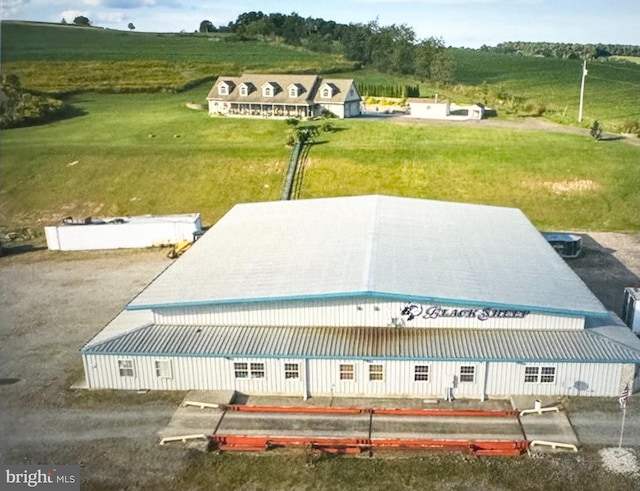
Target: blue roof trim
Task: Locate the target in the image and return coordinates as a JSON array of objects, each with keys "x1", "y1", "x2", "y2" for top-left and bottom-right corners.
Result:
[{"x1": 126, "y1": 290, "x2": 607, "y2": 318}]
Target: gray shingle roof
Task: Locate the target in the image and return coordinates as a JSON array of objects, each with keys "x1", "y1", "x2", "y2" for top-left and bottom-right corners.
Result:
[
  {"x1": 206, "y1": 74, "x2": 359, "y2": 105},
  {"x1": 81, "y1": 322, "x2": 640, "y2": 363},
  {"x1": 128, "y1": 195, "x2": 607, "y2": 317}
]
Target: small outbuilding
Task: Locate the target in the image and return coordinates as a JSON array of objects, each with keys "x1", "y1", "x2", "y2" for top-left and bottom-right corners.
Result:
[
  {"x1": 406, "y1": 97, "x2": 450, "y2": 119},
  {"x1": 81, "y1": 196, "x2": 640, "y2": 399}
]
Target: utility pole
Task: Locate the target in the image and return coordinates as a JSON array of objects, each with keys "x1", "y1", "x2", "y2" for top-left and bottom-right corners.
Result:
[{"x1": 578, "y1": 59, "x2": 587, "y2": 123}]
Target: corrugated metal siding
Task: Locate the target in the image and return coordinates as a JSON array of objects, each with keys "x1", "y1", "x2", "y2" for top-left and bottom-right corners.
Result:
[
  {"x1": 485, "y1": 362, "x2": 622, "y2": 397},
  {"x1": 82, "y1": 324, "x2": 640, "y2": 364},
  {"x1": 152, "y1": 298, "x2": 584, "y2": 330},
  {"x1": 82, "y1": 353, "x2": 624, "y2": 397}
]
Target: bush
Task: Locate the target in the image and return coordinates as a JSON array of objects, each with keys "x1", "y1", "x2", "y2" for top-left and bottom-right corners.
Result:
[
  {"x1": 0, "y1": 74, "x2": 66, "y2": 129},
  {"x1": 620, "y1": 120, "x2": 640, "y2": 136}
]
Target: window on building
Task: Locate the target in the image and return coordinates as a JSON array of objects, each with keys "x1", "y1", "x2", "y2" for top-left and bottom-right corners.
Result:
[
  {"x1": 369, "y1": 364, "x2": 383, "y2": 381},
  {"x1": 155, "y1": 360, "x2": 172, "y2": 379},
  {"x1": 289, "y1": 86, "x2": 298, "y2": 98},
  {"x1": 218, "y1": 84, "x2": 228, "y2": 96},
  {"x1": 414, "y1": 365, "x2": 429, "y2": 382},
  {"x1": 239, "y1": 85, "x2": 248, "y2": 96},
  {"x1": 118, "y1": 359, "x2": 135, "y2": 377},
  {"x1": 250, "y1": 362, "x2": 265, "y2": 378},
  {"x1": 321, "y1": 87, "x2": 332, "y2": 98},
  {"x1": 460, "y1": 365, "x2": 475, "y2": 383},
  {"x1": 263, "y1": 86, "x2": 273, "y2": 97},
  {"x1": 524, "y1": 366, "x2": 556, "y2": 384},
  {"x1": 524, "y1": 366, "x2": 539, "y2": 383},
  {"x1": 540, "y1": 367, "x2": 556, "y2": 383},
  {"x1": 284, "y1": 363, "x2": 299, "y2": 379},
  {"x1": 340, "y1": 364, "x2": 354, "y2": 380},
  {"x1": 234, "y1": 362, "x2": 248, "y2": 379}
]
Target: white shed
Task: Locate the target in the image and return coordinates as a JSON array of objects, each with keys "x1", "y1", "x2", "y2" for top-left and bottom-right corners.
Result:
[
  {"x1": 81, "y1": 196, "x2": 640, "y2": 399},
  {"x1": 406, "y1": 97, "x2": 451, "y2": 119}
]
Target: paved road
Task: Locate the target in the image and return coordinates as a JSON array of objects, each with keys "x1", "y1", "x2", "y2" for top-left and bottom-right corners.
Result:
[{"x1": 0, "y1": 407, "x2": 173, "y2": 453}]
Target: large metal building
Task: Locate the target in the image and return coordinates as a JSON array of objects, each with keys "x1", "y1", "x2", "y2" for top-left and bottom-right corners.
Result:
[{"x1": 81, "y1": 195, "x2": 640, "y2": 399}]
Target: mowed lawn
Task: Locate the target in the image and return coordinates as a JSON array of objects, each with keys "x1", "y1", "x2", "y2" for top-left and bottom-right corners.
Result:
[{"x1": 1, "y1": 87, "x2": 638, "y2": 232}]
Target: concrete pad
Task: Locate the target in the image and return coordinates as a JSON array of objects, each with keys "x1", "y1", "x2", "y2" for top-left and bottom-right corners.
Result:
[
  {"x1": 157, "y1": 390, "x2": 234, "y2": 440},
  {"x1": 510, "y1": 395, "x2": 563, "y2": 412},
  {"x1": 519, "y1": 411, "x2": 579, "y2": 449},
  {"x1": 162, "y1": 393, "x2": 568, "y2": 450}
]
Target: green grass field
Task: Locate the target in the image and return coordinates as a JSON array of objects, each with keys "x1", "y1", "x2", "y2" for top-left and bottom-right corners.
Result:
[{"x1": 1, "y1": 86, "x2": 638, "y2": 232}]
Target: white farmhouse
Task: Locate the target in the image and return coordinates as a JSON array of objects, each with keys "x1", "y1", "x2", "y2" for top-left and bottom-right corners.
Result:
[
  {"x1": 81, "y1": 195, "x2": 640, "y2": 400},
  {"x1": 206, "y1": 74, "x2": 362, "y2": 119}
]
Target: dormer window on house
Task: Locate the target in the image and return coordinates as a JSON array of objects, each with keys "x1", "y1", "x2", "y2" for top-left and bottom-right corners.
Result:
[
  {"x1": 289, "y1": 85, "x2": 299, "y2": 98},
  {"x1": 238, "y1": 82, "x2": 254, "y2": 97},
  {"x1": 218, "y1": 83, "x2": 229, "y2": 96},
  {"x1": 321, "y1": 85, "x2": 334, "y2": 99},
  {"x1": 262, "y1": 83, "x2": 276, "y2": 98}
]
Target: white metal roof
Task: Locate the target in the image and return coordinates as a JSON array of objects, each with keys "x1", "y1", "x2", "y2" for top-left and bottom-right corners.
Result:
[
  {"x1": 81, "y1": 323, "x2": 640, "y2": 363},
  {"x1": 128, "y1": 195, "x2": 607, "y2": 317}
]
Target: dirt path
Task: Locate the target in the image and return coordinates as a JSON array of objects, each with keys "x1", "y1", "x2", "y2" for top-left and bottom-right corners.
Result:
[{"x1": 392, "y1": 114, "x2": 640, "y2": 146}]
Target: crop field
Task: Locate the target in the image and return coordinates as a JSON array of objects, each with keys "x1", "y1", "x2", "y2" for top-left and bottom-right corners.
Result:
[
  {"x1": 449, "y1": 49, "x2": 640, "y2": 130},
  {"x1": 1, "y1": 22, "x2": 355, "y2": 93}
]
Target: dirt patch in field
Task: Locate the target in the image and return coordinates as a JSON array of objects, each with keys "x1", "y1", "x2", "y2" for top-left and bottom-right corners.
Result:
[
  {"x1": 520, "y1": 178, "x2": 601, "y2": 195},
  {"x1": 544, "y1": 179, "x2": 600, "y2": 194}
]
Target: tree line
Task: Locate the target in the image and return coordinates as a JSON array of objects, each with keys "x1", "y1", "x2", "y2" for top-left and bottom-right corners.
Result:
[
  {"x1": 357, "y1": 83, "x2": 420, "y2": 98},
  {"x1": 480, "y1": 41, "x2": 640, "y2": 59},
  {"x1": 199, "y1": 12, "x2": 455, "y2": 84}
]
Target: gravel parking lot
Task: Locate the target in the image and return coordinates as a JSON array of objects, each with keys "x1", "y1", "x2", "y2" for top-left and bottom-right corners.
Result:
[{"x1": 0, "y1": 232, "x2": 639, "y2": 488}]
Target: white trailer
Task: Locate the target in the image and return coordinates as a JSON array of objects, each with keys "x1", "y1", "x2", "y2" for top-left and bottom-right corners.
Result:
[{"x1": 45, "y1": 213, "x2": 202, "y2": 251}]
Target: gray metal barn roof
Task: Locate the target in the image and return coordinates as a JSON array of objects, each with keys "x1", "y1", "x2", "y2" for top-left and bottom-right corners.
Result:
[
  {"x1": 82, "y1": 322, "x2": 640, "y2": 364},
  {"x1": 128, "y1": 195, "x2": 606, "y2": 317}
]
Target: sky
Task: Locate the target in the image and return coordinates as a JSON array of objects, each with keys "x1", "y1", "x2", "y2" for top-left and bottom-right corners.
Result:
[{"x1": 2, "y1": 0, "x2": 639, "y2": 48}]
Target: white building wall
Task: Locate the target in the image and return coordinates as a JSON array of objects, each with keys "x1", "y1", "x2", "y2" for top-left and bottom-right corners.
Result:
[
  {"x1": 485, "y1": 361, "x2": 622, "y2": 398},
  {"x1": 84, "y1": 354, "x2": 626, "y2": 398},
  {"x1": 153, "y1": 297, "x2": 584, "y2": 331},
  {"x1": 317, "y1": 103, "x2": 345, "y2": 118}
]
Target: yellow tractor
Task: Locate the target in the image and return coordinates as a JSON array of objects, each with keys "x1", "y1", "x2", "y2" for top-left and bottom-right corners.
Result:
[{"x1": 167, "y1": 239, "x2": 192, "y2": 259}]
